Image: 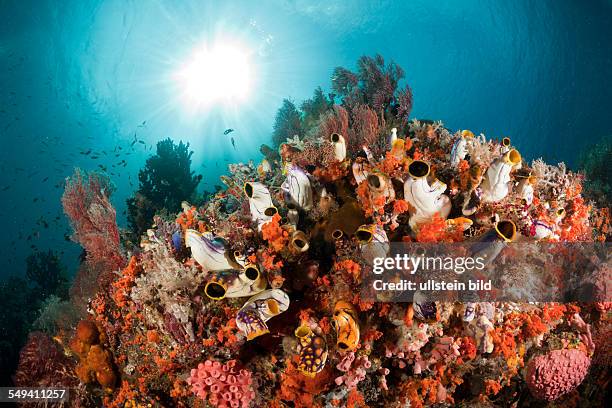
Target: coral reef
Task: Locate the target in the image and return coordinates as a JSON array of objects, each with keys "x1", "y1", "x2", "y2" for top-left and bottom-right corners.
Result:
[{"x1": 13, "y1": 55, "x2": 611, "y2": 407}]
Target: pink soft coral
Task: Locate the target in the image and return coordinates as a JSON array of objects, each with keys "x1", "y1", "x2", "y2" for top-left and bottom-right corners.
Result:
[
  {"x1": 188, "y1": 360, "x2": 255, "y2": 408},
  {"x1": 526, "y1": 349, "x2": 591, "y2": 401}
]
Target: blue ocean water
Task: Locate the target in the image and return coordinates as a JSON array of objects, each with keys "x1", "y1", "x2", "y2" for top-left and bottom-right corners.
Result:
[{"x1": 0, "y1": 0, "x2": 610, "y2": 277}]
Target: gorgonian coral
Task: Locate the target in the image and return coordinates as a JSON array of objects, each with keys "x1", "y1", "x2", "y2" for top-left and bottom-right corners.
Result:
[{"x1": 62, "y1": 169, "x2": 125, "y2": 272}]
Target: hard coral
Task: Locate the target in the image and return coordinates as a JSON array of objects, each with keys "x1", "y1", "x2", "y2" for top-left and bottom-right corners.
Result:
[
  {"x1": 526, "y1": 349, "x2": 591, "y2": 401},
  {"x1": 188, "y1": 359, "x2": 255, "y2": 408}
]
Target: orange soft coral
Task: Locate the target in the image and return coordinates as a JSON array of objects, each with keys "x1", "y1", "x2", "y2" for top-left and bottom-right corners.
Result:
[
  {"x1": 559, "y1": 197, "x2": 592, "y2": 241},
  {"x1": 393, "y1": 199, "x2": 411, "y2": 215},
  {"x1": 415, "y1": 213, "x2": 464, "y2": 242},
  {"x1": 334, "y1": 259, "x2": 362, "y2": 283},
  {"x1": 278, "y1": 356, "x2": 333, "y2": 408},
  {"x1": 261, "y1": 214, "x2": 290, "y2": 251},
  {"x1": 176, "y1": 205, "x2": 200, "y2": 231},
  {"x1": 111, "y1": 256, "x2": 141, "y2": 308},
  {"x1": 379, "y1": 150, "x2": 409, "y2": 176},
  {"x1": 313, "y1": 161, "x2": 350, "y2": 183},
  {"x1": 355, "y1": 182, "x2": 375, "y2": 217}
]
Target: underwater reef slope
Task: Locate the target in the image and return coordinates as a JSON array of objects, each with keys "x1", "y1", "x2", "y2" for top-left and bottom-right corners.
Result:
[{"x1": 14, "y1": 60, "x2": 611, "y2": 408}]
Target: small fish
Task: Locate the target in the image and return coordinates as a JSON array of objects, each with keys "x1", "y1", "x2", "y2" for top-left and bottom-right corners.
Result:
[
  {"x1": 231, "y1": 137, "x2": 236, "y2": 150},
  {"x1": 223, "y1": 128, "x2": 234, "y2": 135},
  {"x1": 138, "y1": 140, "x2": 145, "y2": 145}
]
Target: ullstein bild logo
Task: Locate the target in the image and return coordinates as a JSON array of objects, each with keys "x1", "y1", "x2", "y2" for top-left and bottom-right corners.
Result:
[{"x1": 372, "y1": 278, "x2": 492, "y2": 292}]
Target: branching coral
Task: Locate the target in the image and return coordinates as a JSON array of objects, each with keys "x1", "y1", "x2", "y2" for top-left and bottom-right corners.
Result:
[
  {"x1": 272, "y1": 99, "x2": 304, "y2": 148},
  {"x1": 33, "y1": 294, "x2": 80, "y2": 335}
]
